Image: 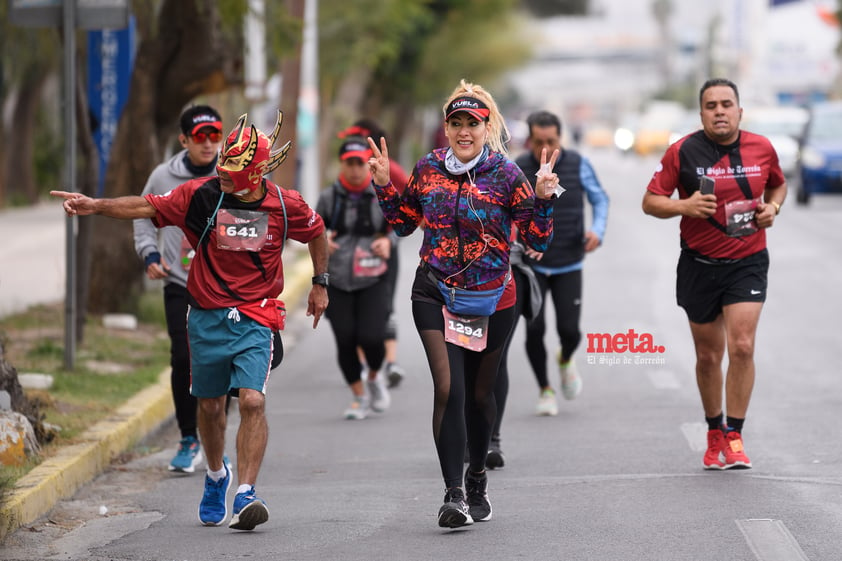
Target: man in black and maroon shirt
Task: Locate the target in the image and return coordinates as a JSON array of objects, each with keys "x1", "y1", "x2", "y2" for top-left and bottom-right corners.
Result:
[
  {"x1": 52, "y1": 111, "x2": 329, "y2": 531},
  {"x1": 642, "y1": 78, "x2": 786, "y2": 471}
]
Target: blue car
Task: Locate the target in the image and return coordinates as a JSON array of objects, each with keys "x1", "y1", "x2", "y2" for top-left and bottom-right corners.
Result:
[{"x1": 796, "y1": 101, "x2": 842, "y2": 205}]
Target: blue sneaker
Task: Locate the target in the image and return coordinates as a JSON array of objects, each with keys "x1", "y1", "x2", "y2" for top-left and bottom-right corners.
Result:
[
  {"x1": 228, "y1": 486, "x2": 269, "y2": 530},
  {"x1": 198, "y1": 465, "x2": 231, "y2": 526},
  {"x1": 169, "y1": 436, "x2": 203, "y2": 473}
]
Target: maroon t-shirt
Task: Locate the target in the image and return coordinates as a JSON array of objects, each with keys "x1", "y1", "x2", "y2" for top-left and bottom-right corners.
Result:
[
  {"x1": 646, "y1": 130, "x2": 784, "y2": 259},
  {"x1": 146, "y1": 177, "x2": 324, "y2": 309}
]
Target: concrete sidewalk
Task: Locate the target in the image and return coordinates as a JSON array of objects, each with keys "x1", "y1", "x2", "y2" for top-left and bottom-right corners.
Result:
[{"x1": 0, "y1": 249, "x2": 315, "y2": 543}]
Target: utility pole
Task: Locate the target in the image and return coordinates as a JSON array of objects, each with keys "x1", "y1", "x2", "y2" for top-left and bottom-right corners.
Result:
[
  {"x1": 299, "y1": 0, "x2": 319, "y2": 205},
  {"x1": 244, "y1": 0, "x2": 267, "y2": 125},
  {"x1": 275, "y1": 0, "x2": 304, "y2": 192}
]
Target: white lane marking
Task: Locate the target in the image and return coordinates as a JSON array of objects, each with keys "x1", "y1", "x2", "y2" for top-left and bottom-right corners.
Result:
[
  {"x1": 680, "y1": 421, "x2": 708, "y2": 452},
  {"x1": 647, "y1": 369, "x2": 680, "y2": 389},
  {"x1": 736, "y1": 519, "x2": 811, "y2": 561}
]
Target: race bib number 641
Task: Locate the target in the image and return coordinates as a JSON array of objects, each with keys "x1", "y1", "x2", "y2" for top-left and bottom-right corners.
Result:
[{"x1": 216, "y1": 209, "x2": 269, "y2": 251}]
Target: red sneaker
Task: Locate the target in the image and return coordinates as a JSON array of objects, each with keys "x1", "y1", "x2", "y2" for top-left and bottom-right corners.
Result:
[
  {"x1": 723, "y1": 430, "x2": 752, "y2": 469},
  {"x1": 703, "y1": 428, "x2": 726, "y2": 470}
]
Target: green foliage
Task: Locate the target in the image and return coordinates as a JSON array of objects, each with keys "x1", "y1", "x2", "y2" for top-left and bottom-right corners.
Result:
[
  {"x1": 265, "y1": 2, "x2": 305, "y2": 64},
  {"x1": 218, "y1": 0, "x2": 249, "y2": 23},
  {"x1": 319, "y1": 0, "x2": 532, "y2": 110},
  {"x1": 32, "y1": 102, "x2": 63, "y2": 199},
  {"x1": 319, "y1": 0, "x2": 430, "y2": 94},
  {"x1": 136, "y1": 290, "x2": 168, "y2": 327},
  {"x1": 0, "y1": 301, "x2": 169, "y2": 487},
  {"x1": 1, "y1": 13, "x2": 60, "y2": 85},
  {"x1": 27, "y1": 339, "x2": 64, "y2": 361},
  {"x1": 409, "y1": 1, "x2": 532, "y2": 105}
]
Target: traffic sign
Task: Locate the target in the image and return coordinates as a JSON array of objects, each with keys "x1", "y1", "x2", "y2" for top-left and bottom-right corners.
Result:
[{"x1": 9, "y1": 0, "x2": 129, "y2": 29}]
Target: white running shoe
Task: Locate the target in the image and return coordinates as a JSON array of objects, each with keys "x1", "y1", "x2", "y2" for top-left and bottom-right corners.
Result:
[
  {"x1": 558, "y1": 354, "x2": 582, "y2": 400},
  {"x1": 344, "y1": 395, "x2": 370, "y2": 420},
  {"x1": 367, "y1": 373, "x2": 391, "y2": 413},
  {"x1": 535, "y1": 388, "x2": 559, "y2": 416}
]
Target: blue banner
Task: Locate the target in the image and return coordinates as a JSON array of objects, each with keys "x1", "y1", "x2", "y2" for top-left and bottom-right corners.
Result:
[{"x1": 87, "y1": 17, "x2": 135, "y2": 196}]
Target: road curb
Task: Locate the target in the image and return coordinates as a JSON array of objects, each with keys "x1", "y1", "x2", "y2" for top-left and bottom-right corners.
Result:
[
  {"x1": 0, "y1": 368, "x2": 173, "y2": 543},
  {"x1": 0, "y1": 250, "x2": 314, "y2": 543}
]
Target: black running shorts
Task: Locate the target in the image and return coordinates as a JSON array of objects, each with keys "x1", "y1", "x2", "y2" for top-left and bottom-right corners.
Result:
[{"x1": 676, "y1": 249, "x2": 769, "y2": 324}]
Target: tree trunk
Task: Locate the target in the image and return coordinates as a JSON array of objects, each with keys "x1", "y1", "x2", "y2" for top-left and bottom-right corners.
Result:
[
  {"x1": 0, "y1": 341, "x2": 44, "y2": 440},
  {"x1": 86, "y1": 0, "x2": 242, "y2": 314},
  {"x1": 317, "y1": 66, "x2": 372, "y2": 187},
  {"x1": 4, "y1": 69, "x2": 49, "y2": 205}
]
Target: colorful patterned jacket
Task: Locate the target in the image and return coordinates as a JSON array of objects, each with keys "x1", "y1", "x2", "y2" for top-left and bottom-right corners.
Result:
[{"x1": 374, "y1": 147, "x2": 553, "y2": 288}]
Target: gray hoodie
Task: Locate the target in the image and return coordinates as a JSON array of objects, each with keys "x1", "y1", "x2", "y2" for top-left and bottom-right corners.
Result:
[{"x1": 133, "y1": 150, "x2": 216, "y2": 288}]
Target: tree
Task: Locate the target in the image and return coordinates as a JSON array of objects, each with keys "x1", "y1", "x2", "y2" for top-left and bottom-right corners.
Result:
[
  {"x1": 90, "y1": 0, "x2": 541, "y2": 316},
  {"x1": 0, "y1": 2, "x2": 62, "y2": 207},
  {"x1": 317, "y1": 0, "x2": 533, "y2": 176},
  {"x1": 85, "y1": 0, "x2": 247, "y2": 315},
  {"x1": 7, "y1": 0, "x2": 562, "y2": 331}
]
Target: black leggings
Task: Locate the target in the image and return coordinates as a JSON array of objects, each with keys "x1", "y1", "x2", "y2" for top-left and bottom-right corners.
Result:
[
  {"x1": 525, "y1": 269, "x2": 582, "y2": 389},
  {"x1": 164, "y1": 283, "x2": 196, "y2": 439},
  {"x1": 326, "y1": 279, "x2": 390, "y2": 385},
  {"x1": 413, "y1": 300, "x2": 515, "y2": 489},
  {"x1": 491, "y1": 268, "x2": 529, "y2": 440}
]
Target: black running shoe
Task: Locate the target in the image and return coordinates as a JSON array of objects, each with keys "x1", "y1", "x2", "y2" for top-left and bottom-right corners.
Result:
[
  {"x1": 437, "y1": 488, "x2": 474, "y2": 528},
  {"x1": 386, "y1": 362, "x2": 405, "y2": 388},
  {"x1": 485, "y1": 437, "x2": 505, "y2": 470},
  {"x1": 465, "y1": 468, "x2": 492, "y2": 521}
]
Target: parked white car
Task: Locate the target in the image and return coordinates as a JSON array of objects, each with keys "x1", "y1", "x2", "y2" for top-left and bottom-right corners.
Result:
[{"x1": 742, "y1": 106, "x2": 809, "y2": 179}]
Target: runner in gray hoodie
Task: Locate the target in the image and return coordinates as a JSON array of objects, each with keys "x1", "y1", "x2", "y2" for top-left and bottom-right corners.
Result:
[{"x1": 133, "y1": 105, "x2": 223, "y2": 473}]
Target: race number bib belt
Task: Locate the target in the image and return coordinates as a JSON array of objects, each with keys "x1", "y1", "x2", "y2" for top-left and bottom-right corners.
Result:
[
  {"x1": 724, "y1": 198, "x2": 759, "y2": 237},
  {"x1": 704, "y1": 149, "x2": 759, "y2": 239},
  {"x1": 353, "y1": 246, "x2": 388, "y2": 278},
  {"x1": 180, "y1": 235, "x2": 195, "y2": 271},
  {"x1": 196, "y1": 183, "x2": 288, "y2": 251},
  {"x1": 216, "y1": 209, "x2": 270, "y2": 251},
  {"x1": 443, "y1": 309, "x2": 489, "y2": 352}
]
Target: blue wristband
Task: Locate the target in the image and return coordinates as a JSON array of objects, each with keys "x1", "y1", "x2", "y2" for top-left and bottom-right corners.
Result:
[{"x1": 144, "y1": 252, "x2": 161, "y2": 269}]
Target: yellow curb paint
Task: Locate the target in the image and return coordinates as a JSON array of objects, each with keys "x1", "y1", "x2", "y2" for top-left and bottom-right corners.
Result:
[
  {"x1": 0, "y1": 368, "x2": 173, "y2": 543},
  {"x1": 0, "y1": 252, "x2": 314, "y2": 543}
]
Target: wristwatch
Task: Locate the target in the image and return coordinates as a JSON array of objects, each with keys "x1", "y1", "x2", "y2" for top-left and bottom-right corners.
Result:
[
  {"x1": 312, "y1": 273, "x2": 330, "y2": 287},
  {"x1": 770, "y1": 201, "x2": 781, "y2": 215}
]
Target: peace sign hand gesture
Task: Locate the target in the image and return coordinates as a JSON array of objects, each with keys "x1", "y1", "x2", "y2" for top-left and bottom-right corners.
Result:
[
  {"x1": 367, "y1": 136, "x2": 391, "y2": 187},
  {"x1": 534, "y1": 147, "x2": 562, "y2": 200}
]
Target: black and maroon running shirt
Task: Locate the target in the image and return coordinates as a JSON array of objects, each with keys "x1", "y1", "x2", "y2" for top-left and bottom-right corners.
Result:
[
  {"x1": 646, "y1": 129, "x2": 785, "y2": 260},
  {"x1": 147, "y1": 177, "x2": 325, "y2": 309}
]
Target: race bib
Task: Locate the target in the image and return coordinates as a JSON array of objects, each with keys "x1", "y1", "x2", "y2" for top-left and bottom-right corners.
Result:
[
  {"x1": 216, "y1": 209, "x2": 269, "y2": 251},
  {"x1": 725, "y1": 198, "x2": 759, "y2": 237},
  {"x1": 353, "y1": 246, "x2": 388, "y2": 278},
  {"x1": 180, "y1": 235, "x2": 195, "y2": 271},
  {"x1": 442, "y1": 307, "x2": 489, "y2": 352}
]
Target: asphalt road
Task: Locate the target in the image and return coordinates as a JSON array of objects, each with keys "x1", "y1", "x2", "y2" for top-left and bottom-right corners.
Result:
[
  {"x1": 3, "y1": 149, "x2": 842, "y2": 561},
  {"x1": 0, "y1": 202, "x2": 66, "y2": 319}
]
